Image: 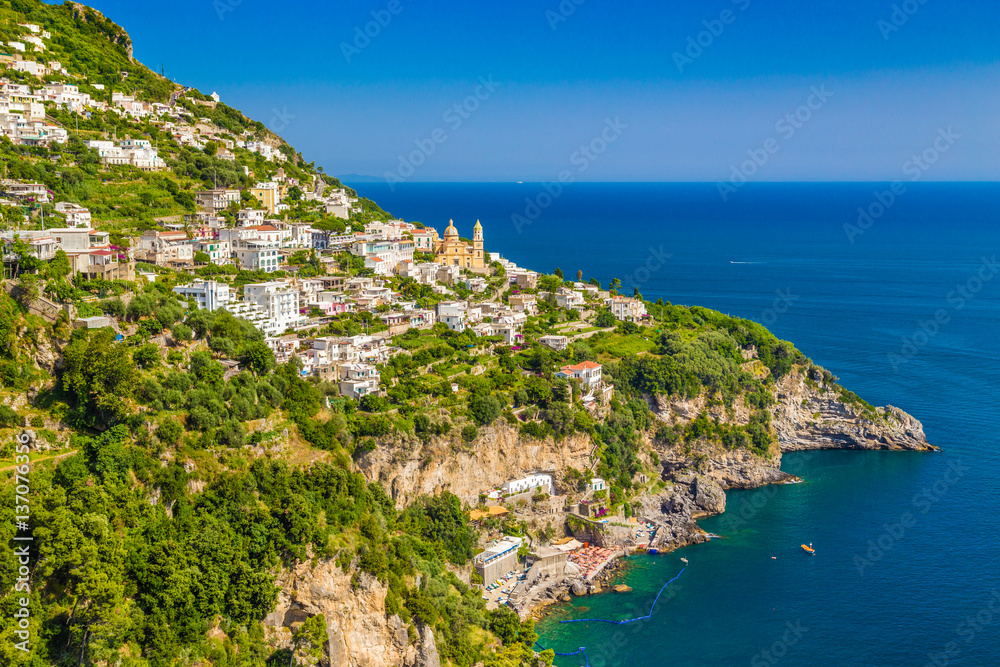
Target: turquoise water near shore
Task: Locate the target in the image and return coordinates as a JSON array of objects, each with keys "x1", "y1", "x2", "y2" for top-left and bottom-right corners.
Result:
[{"x1": 347, "y1": 182, "x2": 1000, "y2": 666}]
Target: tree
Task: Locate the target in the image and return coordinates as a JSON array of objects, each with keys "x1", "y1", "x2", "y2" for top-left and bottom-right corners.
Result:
[
  {"x1": 48, "y1": 248, "x2": 71, "y2": 280},
  {"x1": 553, "y1": 267, "x2": 563, "y2": 279},
  {"x1": 216, "y1": 420, "x2": 247, "y2": 448},
  {"x1": 62, "y1": 328, "x2": 140, "y2": 427},
  {"x1": 171, "y1": 322, "x2": 192, "y2": 343},
  {"x1": 594, "y1": 309, "x2": 616, "y2": 328},
  {"x1": 488, "y1": 608, "x2": 522, "y2": 645},
  {"x1": 290, "y1": 614, "x2": 327, "y2": 666},
  {"x1": 576, "y1": 269, "x2": 583, "y2": 282},
  {"x1": 468, "y1": 393, "x2": 502, "y2": 426},
  {"x1": 194, "y1": 250, "x2": 211, "y2": 263},
  {"x1": 133, "y1": 342, "x2": 160, "y2": 369},
  {"x1": 156, "y1": 419, "x2": 182, "y2": 446},
  {"x1": 240, "y1": 340, "x2": 275, "y2": 376}
]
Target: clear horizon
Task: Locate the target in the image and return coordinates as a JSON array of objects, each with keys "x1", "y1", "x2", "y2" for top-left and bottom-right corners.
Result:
[{"x1": 80, "y1": 0, "x2": 1000, "y2": 183}]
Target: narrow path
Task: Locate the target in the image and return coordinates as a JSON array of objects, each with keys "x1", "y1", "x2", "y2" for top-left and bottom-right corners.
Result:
[{"x1": 0, "y1": 449, "x2": 78, "y2": 473}]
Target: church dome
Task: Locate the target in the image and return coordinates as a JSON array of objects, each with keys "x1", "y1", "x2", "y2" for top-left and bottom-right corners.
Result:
[
  {"x1": 473, "y1": 219, "x2": 482, "y2": 231},
  {"x1": 444, "y1": 219, "x2": 459, "y2": 237}
]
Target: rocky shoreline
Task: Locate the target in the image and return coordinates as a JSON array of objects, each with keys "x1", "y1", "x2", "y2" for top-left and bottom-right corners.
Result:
[
  {"x1": 515, "y1": 379, "x2": 936, "y2": 620},
  {"x1": 265, "y1": 366, "x2": 936, "y2": 662}
]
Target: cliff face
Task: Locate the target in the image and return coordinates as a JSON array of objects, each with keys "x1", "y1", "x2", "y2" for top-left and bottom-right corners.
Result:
[
  {"x1": 67, "y1": 2, "x2": 135, "y2": 60},
  {"x1": 771, "y1": 372, "x2": 933, "y2": 452},
  {"x1": 281, "y1": 367, "x2": 935, "y2": 660},
  {"x1": 651, "y1": 368, "x2": 934, "y2": 456},
  {"x1": 356, "y1": 422, "x2": 594, "y2": 507},
  {"x1": 264, "y1": 561, "x2": 440, "y2": 667}
]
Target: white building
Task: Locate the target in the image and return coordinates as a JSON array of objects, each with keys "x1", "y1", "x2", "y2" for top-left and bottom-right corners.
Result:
[
  {"x1": 437, "y1": 301, "x2": 467, "y2": 332},
  {"x1": 243, "y1": 282, "x2": 301, "y2": 333},
  {"x1": 350, "y1": 238, "x2": 415, "y2": 275},
  {"x1": 339, "y1": 362, "x2": 381, "y2": 399},
  {"x1": 237, "y1": 209, "x2": 266, "y2": 227},
  {"x1": 138, "y1": 230, "x2": 193, "y2": 265},
  {"x1": 173, "y1": 280, "x2": 231, "y2": 311},
  {"x1": 539, "y1": 335, "x2": 569, "y2": 351},
  {"x1": 555, "y1": 361, "x2": 603, "y2": 390},
  {"x1": 54, "y1": 202, "x2": 91, "y2": 228},
  {"x1": 607, "y1": 296, "x2": 648, "y2": 322},
  {"x1": 502, "y1": 473, "x2": 553, "y2": 496},
  {"x1": 195, "y1": 238, "x2": 231, "y2": 264},
  {"x1": 233, "y1": 239, "x2": 281, "y2": 273},
  {"x1": 556, "y1": 288, "x2": 585, "y2": 309},
  {"x1": 473, "y1": 536, "x2": 524, "y2": 584}
]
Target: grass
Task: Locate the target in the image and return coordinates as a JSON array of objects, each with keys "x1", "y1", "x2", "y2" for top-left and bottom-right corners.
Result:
[
  {"x1": 0, "y1": 448, "x2": 78, "y2": 473},
  {"x1": 436, "y1": 363, "x2": 471, "y2": 378},
  {"x1": 394, "y1": 334, "x2": 449, "y2": 351},
  {"x1": 592, "y1": 334, "x2": 657, "y2": 358}
]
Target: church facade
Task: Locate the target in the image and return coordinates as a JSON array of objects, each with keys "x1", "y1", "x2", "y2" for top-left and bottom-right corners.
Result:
[{"x1": 434, "y1": 219, "x2": 485, "y2": 269}]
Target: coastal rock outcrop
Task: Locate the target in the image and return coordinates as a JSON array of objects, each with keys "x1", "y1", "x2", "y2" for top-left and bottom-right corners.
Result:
[{"x1": 772, "y1": 373, "x2": 933, "y2": 451}]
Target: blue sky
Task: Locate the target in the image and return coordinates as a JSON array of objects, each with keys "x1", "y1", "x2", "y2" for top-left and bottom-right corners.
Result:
[{"x1": 81, "y1": 0, "x2": 998, "y2": 181}]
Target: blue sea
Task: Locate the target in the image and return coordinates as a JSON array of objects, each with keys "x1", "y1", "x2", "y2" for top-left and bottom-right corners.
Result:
[{"x1": 346, "y1": 182, "x2": 1000, "y2": 666}]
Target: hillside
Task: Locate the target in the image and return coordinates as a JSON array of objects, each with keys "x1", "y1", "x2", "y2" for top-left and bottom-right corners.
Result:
[{"x1": 0, "y1": 3, "x2": 933, "y2": 667}]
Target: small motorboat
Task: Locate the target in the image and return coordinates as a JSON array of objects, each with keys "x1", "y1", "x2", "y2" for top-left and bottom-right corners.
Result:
[
  {"x1": 680, "y1": 557, "x2": 689, "y2": 564},
  {"x1": 801, "y1": 543, "x2": 815, "y2": 555}
]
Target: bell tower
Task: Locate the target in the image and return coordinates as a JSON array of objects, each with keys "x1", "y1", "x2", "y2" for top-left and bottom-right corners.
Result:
[{"x1": 473, "y1": 219, "x2": 484, "y2": 266}]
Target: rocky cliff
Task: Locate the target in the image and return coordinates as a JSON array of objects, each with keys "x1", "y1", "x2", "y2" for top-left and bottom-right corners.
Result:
[
  {"x1": 281, "y1": 366, "x2": 935, "y2": 660},
  {"x1": 356, "y1": 420, "x2": 594, "y2": 508},
  {"x1": 771, "y1": 372, "x2": 933, "y2": 452},
  {"x1": 651, "y1": 366, "x2": 934, "y2": 455},
  {"x1": 264, "y1": 560, "x2": 440, "y2": 667}
]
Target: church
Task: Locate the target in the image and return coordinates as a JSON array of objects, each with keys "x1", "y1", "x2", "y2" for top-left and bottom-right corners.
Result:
[{"x1": 434, "y1": 219, "x2": 485, "y2": 269}]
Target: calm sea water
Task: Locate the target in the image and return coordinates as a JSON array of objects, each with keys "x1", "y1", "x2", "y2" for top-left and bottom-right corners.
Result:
[{"x1": 347, "y1": 182, "x2": 1000, "y2": 666}]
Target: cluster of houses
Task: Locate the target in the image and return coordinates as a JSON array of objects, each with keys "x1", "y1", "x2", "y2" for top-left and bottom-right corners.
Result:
[
  {"x1": 0, "y1": 224, "x2": 132, "y2": 281},
  {"x1": 86, "y1": 138, "x2": 165, "y2": 171},
  {"x1": 168, "y1": 272, "x2": 433, "y2": 399},
  {"x1": 0, "y1": 81, "x2": 69, "y2": 146}
]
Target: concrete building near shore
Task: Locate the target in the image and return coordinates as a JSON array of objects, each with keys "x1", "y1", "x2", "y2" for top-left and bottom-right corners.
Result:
[
  {"x1": 474, "y1": 536, "x2": 523, "y2": 584},
  {"x1": 526, "y1": 546, "x2": 571, "y2": 579}
]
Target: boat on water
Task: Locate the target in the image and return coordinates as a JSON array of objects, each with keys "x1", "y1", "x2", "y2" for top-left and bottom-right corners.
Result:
[
  {"x1": 680, "y1": 557, "x2": 688, "y2": 564},
  {"x1": 801, "y1": 543, "x2": 815, "y2": 555}
]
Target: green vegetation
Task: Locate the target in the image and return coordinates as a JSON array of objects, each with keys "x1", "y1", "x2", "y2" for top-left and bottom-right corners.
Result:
[{"x1": 0, "y1": 3, "x2": 880, "y2": 666}]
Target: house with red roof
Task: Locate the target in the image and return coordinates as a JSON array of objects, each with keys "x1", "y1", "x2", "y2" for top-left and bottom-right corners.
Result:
[{"x1": 555, "y1": 360, "x2": 603, "y2": 390}]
